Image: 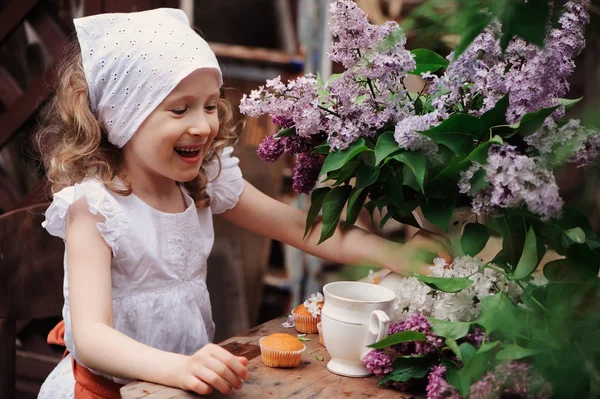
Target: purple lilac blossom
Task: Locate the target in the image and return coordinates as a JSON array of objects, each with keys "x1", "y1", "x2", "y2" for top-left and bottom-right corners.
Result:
[
  {"x1": 430, "y1": 1, "x2": 589, "y2": 123},
  {"x1": 426, "y1": 365, "x2": 461, "y2": 399},
  {"x1": 504, "y1": 0, "x2": 589, "y2": 123},
  {"x1": 328, "y1": 0, "x2": 394, "y2": 69},
  {"x1": 272, "y1": 115, "x2": 294, "y2": 129},
  {"x1": 463, "y1": 145, "x2": 563, "y2": 220},
  {"x1": 394, "y1": 112, "x2": 441, "y2": 157},
  {"x1": 573, "y1": 134, "x2": 600, "y2": 167},
  {"x1": 388, "y1": 313, "x2": 444, "y2": 356},
  {"x1": 469, "y1": 361, "x2": 552, "y2": 399},
  {"x1": 465, "y1": 328, "x2": 485, "y2": 348},
  {"x1": 292, "y1": 153, "x2": 325, "y2": 194},
  {"x1": 239, "y1": 74, "x2": 325, "y2": 138},
  {"x1": 257, "y1": 135, "x2": 285, "y2": 163},
  {"x1": 363, "y1": 350, "x2": 393, "y2": 377}
]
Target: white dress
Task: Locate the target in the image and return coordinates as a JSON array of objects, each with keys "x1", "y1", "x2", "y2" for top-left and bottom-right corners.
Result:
[{"x1": 38, "y1": 147, "x2": 244, "y2": 398}]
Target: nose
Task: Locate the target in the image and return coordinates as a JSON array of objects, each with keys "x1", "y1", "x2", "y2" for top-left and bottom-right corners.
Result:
[{"x1": 187, "y1": 113, "x2": 212, "y2": 137}]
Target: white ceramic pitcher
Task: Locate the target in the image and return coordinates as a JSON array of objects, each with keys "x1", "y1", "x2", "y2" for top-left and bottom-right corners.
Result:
[{"x1": 321, "y1": 281, "x2": 396, "y2": 377}]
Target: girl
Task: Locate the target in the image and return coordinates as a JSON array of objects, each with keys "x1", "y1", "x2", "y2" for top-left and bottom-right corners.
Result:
[{"x1": 36, "y1": 8, "x2": 451, "y2": 398}]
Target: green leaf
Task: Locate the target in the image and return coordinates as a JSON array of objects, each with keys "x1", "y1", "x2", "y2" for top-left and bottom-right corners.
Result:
[
  {"x1": 429, "y1": 319, "x2": 471, "y2": 340},
  {"x1": 469, "y1": 169, "x2": 489, "y2": 195},
  {"x1": 543, "y1": 258, "x2": 597, "y2": 283},
  {"x1": 564, "y1": 227, "x2": 586, "y2": 244},
  {"x1": 409, "y1": 48, "x2": 449, "y2": 75},
  {"x1": 459, "y1": 342, "x2": 477, "y2": 363},
  {"x1": 318, "y1": 185, "x2": 352, "y2": 244},
  {"x1": 374, "y1": 131, "x2": 401, "y2": 165},
  {"x1": 313, "y1": 142, "x2": 330, "y2": 155},
  {"x1": 418, "y1": 114, "x2": 485, "y2": 155},
  {"x1": 333, "y1": 159, "x2": 360, "y2": 185},
  {"x1": 303, "y1": 187, "x2": 330, "y2": 238},
  {"x1": 510, "y1": 105, "x2": 559, "y2": 137},
  {"x1": 478, "y1": 341, "x2": 501, "y2": 354},
  {"x1": 453, "y1": 12, "x2": 493, "y2": 60},
  {"x1": 315, "y1": 355, "x2": 324, "y2": 361},
  {"x1": 480, "y1": 93, "x2": 509, "y2": 128},
  {"x1": 344, "y1": 188, "x2": 369, "y2": 228},
  {"x1": 445, "y1": 338, "x2": 462, "y2": 359},
  {"x1": 443, "y1": 359, "x2": 470, "y2": 396},
  {"x1": 421, "y1": 198, "x2": 456, "y2": 232},
  {"x1": 355, "y1": 164, "x2": 380, "y2": 189},
  {"x1": 297, "y1": 336, "x2": 311, "y2": 341},
  {"x1": 557, "y1": 97, "x2": 583, "y2": 112},
  {"x1": 511, "y1": 227, "x2": 539, "y2": 280},
  {"x1": 389, "y1": 151, "x2": 427, "y2": 193},
  {"x1": 378, "y1": 356, "x2": 433, "y2": 384},
  {"x1": 368, "y1": 331, "x2": 426, "y2": 349},
  {"x1": 320, "y1": 138, "x2": 370, "y2": 177},
  {"x1": 461, "y1": 135, "x2": 503, "y2": 167},
  {"x1": 276, "y1": 126, "x2": 295, "y2": 138},
  {"x1": 496, "y1": 345, "x2": 541, "y2": 360},
  {"x1": 414, "y1": 275, "x2": 473, "y2": 293},
  {"x1": 461, "y1": 223, "x2": 490, "y2": 256},
  {"x1": 475, "y1": 294, "x2": 520, "y2": 336},
  {"x1": 496, "y1": 0, "x2": 549, "y2": 50}
]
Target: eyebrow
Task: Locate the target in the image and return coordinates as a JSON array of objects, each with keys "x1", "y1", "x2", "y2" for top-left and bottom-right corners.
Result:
[{"x1": 167, "y1": 91, "x2": 220, "y2": 103}]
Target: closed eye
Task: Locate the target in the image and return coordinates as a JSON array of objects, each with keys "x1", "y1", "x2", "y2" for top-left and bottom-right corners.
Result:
[{"x1": 205, "y1": 104, "x2": 217, "y2": 112}]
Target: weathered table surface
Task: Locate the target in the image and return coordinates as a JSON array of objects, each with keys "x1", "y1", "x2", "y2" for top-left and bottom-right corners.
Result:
[{"x1": 120, "y1": 316, "x2": 420, "y2": 398}]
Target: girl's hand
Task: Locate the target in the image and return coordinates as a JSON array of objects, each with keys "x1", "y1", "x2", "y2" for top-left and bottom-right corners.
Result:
[
  {"x1": 389, "y1": 230, "x2": 453, "y2": 276},
  {"x1": 178, "y1": 343, "x2": 249, "y2": 395}
]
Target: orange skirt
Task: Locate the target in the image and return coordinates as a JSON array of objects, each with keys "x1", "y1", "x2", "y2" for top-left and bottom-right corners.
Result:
[{"x1": 47, "y1": 321, "x2": 123, "y2": 399}]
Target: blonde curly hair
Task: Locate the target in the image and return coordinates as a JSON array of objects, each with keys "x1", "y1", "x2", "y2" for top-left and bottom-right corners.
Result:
[{"x1": 35, "y1": 41, "x2": 239, "y2": 209}]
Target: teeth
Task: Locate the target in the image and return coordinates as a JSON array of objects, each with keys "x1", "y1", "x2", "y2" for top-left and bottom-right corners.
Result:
[{"x1": 175, "y1": 147, "x2": 201, "y2": 152}]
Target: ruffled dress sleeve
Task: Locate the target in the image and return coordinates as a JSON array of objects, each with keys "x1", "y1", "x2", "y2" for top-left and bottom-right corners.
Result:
[
  {"x1": 42, "y1": 179, "x2": 126, "y2": 255},
  {"x1": 204, "y1": 146, "x2": 244, "y2": 214}
]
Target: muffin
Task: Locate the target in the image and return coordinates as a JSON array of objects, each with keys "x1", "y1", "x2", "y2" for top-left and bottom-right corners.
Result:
[
  {"x1": 259, "y1": 333, "x2": 306, "y2": 368},
  {"x1": 293, "y1": 293, "x2": 324, "y2": 334}
]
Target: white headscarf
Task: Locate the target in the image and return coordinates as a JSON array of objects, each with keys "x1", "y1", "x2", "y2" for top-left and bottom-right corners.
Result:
[{"x1": 74, "y1": 8, "x2": 222, "y2": 148}]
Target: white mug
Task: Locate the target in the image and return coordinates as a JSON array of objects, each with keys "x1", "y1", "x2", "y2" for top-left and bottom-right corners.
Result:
[{"x1": 321, "y1": 281, "x2": 396, "y2": 377}]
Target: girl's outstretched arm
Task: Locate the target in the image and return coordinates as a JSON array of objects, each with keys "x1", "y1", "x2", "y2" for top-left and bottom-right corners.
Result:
[
  {"x1": 65, "y1": 198, "x2": 248, "y2": 395},
  {"x1": 220, "y1": 180, "x2": 452, "y2": 275}
]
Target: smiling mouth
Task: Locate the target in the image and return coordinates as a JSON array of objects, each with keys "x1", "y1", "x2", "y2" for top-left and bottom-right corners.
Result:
[{"x1": 174, "y1": 147, "x2": 202, "y2": 158}]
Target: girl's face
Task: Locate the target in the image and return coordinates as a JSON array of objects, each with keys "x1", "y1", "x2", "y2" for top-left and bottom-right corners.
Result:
[{"x1": 123, "y1": 69, "x2": 221, "y2": 185}]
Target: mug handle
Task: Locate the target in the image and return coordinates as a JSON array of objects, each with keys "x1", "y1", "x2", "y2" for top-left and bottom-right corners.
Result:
[{"x1": 360, "y1": 310, "x2": 390, "y2": 361}]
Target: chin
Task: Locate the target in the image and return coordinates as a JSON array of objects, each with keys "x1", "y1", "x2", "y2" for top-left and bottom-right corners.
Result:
[{"x1": 176, "y1": 170, "x2": 201, "y2": 183}]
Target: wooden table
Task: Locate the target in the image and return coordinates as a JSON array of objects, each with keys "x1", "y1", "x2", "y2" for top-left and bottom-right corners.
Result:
[{"x1": 120, "y1": 317, "x2": 418, "y2": 398}]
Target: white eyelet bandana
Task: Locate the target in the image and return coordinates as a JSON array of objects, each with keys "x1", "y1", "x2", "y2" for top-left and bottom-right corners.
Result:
[{"x1": 74, "y1": 8, "x2": 222, "y2": 148}]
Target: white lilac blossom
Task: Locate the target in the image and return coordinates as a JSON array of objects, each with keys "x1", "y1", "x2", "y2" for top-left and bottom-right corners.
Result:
[
  {"x1": 282, "y1": 314, "x2": 295, "y2": 328},
  {"x1": 303, "y1": 292, "x2": 324, "y2": 317},
  {"x1": 389, "y1": 256, "x2": 521, "y2": 322}
]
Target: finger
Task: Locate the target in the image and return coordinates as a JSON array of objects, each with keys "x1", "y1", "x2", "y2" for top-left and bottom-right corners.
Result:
[
  {"x1": 206, "y1": 356, "x2": 244, "y2": 390},
  {"x1": 210, "y1": 347, "x2": 249, "y2": 381},
  {"x1": 238, "y1": 356, "x2": 249, "y2": 366},
  {"x1": 412, "y1": 239, "x2": 452, "y2": 265},
  {"x1": 196, "y1": 368, "x2": 233, "y2": 395},
  {"x1": 184, "y1": 376, "x2": 213, "y2": 395},
  {"x1": 413, "y1": 230, "x2": 452, "y2": 256}
]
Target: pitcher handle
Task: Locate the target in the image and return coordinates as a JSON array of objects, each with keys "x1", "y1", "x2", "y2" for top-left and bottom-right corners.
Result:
[{"x1": 360, "y1": 310, "x2": 390, "y2": 361}]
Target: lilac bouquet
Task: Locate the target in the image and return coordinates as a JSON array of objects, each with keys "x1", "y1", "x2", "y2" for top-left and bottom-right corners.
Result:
[{"x1": 241, "y1": 0, "x2": 600, "y2": 397}]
